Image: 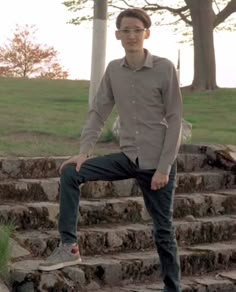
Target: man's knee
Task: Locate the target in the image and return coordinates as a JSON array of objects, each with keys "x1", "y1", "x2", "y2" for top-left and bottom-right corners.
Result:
[{"x1": 60, "y1": 164, "x2": 80, "y2": 185}]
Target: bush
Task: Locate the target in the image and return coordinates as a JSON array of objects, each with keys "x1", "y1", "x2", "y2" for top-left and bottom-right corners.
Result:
[{"x1": 99, "y1": 128, "x2": 116, "y2": 143}]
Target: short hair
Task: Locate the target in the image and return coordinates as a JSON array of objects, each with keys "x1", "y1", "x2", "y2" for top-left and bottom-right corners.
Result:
[{"x1": 116, "y1": 8, "x2": 152, "y2": 29}]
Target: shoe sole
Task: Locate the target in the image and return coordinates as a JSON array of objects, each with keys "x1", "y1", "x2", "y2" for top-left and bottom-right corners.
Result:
[{"x1": 38, "y1": 258, "x2": 82, "y2": 271}]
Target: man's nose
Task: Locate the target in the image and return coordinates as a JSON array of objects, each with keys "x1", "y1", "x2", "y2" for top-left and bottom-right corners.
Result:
[{"x1": 127, "y1": 31, "x2": 136, "y2": 37}]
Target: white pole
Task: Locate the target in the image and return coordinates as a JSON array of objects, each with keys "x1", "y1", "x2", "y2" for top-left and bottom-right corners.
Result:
[{"x1": 89, "y1": 0, "x2": 107, "y2": 108}]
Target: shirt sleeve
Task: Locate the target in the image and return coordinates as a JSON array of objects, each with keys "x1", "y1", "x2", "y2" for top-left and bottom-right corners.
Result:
[
  {"x1": 157, "y1": 60, "x2": 183, "y2": 175},
  {"x1": 79, "y1": 64, "x2": 115, "y2": 155}
]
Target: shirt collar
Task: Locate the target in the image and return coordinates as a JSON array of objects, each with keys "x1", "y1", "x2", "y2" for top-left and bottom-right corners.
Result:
[{"x1": 120, "y1": 49, "x2": 153, "y2": 69}]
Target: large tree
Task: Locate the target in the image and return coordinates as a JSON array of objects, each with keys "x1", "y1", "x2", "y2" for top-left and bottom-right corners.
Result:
[
  {"x1": 63, "y1": 0, "x2": 236, "y2": 90},
  {"x1": 0, "y1": 24, "x2": 68, "y2": 79}
]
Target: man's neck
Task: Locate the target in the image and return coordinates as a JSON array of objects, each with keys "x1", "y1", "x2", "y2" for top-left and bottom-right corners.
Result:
[{"x1": 125, "y1": 49, "x2": 146, "y2": 70}]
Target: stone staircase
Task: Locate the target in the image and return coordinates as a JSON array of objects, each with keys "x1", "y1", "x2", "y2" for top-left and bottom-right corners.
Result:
[{"x1": 0, "y1": 144, "x2": 236, "y2": 292}]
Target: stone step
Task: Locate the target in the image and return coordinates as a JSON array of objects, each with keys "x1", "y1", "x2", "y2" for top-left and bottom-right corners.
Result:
[
  {"x1": 0, "y1": 153, "x2": 219, "y2": 180},
  {"x1": 174, "y1": 190, "x2": 236, "y2": 218},
  {"x1": 179, "y1": 144, "x2": 213, "y2": 154},
  {"x1": 8, "y1": 267, "x2": 236, "y2": 292},
  {"x1": 179, "y1": 144, "x2": 236, "y2": 173},
  {"x1": 0, "y1": 156, "x2": 64, "y2": 180},
  {"x1": 177, "y1": 152, "x2": 213, "y2": 172},
  {"x1": 0, "y1": 177, "x2": 60, "y2": 202},
  {"x1": 81, "y1": 171, "x2": 235, "y2": 199},
  {"x1": 0, "y1": 171, "x2": 234, "y2": 202},
  {"x1": 9, "y1": 240, "x2": 236, "y2": 290},
  {"x1": 87, "y1": 270, "x2": 236, "y2": 292},
  {"x1": 1, "y1": 192, "x2": 236, "y2": 230},
  {"x1": 0, "y1": 279, "x2": 10, "y2": 292},
  {"x1": 12, "y1": 216, "x2": 236, "y2": 257}
]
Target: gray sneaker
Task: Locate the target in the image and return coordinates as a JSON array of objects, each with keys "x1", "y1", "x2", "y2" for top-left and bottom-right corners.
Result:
[{"x1": 38, "y1": 243, "x2": 82, "y2": 271}]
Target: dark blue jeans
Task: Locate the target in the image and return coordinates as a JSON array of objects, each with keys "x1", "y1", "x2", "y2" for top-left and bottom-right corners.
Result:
[{"x1": 59, "y1": 152, "x2": 181, "y2": 291}]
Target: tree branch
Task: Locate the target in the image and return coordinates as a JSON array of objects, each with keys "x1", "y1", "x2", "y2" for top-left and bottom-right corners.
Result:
[
  {"x1": 111, "y1": 0, "x2": 133, "y2": 9},
  {"x1": 111, "y1": 1, "x2": 192, "y2": 25},
  {"x1": 111, "y1": 0, "x2": 189, "y2": 15},
  {"x1": 178, "y1": 11, "x2": 192, "y2": 25},
  {"x1": 157, "y1": 17, "x2": 186, "y2": 26},
  {"x1": 214, "y1": 0, "x2": 236, "y2": 27},
  {"x1": 142, "y1": 0, "x2": 188, "y2": 14},
  {"x1": 144, "y1": 2, "x2": 191, "y2": 25},
  {"x1": 213, "y1": 0, "x2": 221, "y2": 13}
]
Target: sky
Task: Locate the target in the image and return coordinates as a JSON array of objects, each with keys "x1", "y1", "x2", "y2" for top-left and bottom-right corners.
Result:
[{"x1": 0, "y1": 0, "x2": 236, "y2": 87}]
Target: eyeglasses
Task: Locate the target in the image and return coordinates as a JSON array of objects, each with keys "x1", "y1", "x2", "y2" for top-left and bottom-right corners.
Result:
[{"x1": 118, "y1": 28, "x2": 146, "y2": 35}]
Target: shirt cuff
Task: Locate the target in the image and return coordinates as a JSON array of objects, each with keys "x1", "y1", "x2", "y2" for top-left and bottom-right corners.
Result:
[{"x1": 156, "y1": 162, "x2": 171, "y2": 176}]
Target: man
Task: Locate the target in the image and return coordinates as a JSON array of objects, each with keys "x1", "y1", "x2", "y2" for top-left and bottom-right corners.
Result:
[{"x1": 39, "y1": 8, "x2": 182, "y2": 292}]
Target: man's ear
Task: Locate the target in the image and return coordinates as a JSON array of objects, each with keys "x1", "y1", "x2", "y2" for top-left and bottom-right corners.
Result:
[
  {"x1": 144, "y1": 29, "x2": 150, "y2": 39},
  {"x1": 115, "y1": 30, "x2": 121, "y2": 40}
]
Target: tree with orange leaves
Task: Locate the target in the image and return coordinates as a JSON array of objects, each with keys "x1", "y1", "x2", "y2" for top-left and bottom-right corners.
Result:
[{"x1": 0, "y1": 24, "x2": 68, "y2": 79}]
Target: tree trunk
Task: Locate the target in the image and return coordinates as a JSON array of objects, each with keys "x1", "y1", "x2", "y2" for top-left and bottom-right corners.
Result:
[{"x1": 186, "y1": 0, "x2": 217, "y2": 90}]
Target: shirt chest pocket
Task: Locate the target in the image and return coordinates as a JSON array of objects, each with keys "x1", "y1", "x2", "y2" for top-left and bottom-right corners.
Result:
[
  {"x1": 151, "y1": 86, "x2": 164, "y2": 105},
  {"x1": 135, "y1": 86, "x2": 163, "y2": 107}
]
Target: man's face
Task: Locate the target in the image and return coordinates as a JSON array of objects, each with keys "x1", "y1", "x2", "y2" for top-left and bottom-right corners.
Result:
[{"x1": 116, "y1": 17, "x2": 150, "y2": 53}]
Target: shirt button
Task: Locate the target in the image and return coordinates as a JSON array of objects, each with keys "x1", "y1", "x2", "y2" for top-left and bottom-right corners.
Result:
[
  {"x1": 131, "y1": 84, "x2": 134, "y2": 87},
  {"x1": 136, "y1": 131, "x2": 139, "y2": 135},
  {"x1": 132, "y1": 100, "x2": 135, "y2": 104}
]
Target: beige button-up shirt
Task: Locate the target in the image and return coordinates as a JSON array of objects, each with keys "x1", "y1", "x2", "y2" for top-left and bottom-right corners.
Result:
[{"x1": 79, "y1": 50, "x2": 182, "y2": 175}]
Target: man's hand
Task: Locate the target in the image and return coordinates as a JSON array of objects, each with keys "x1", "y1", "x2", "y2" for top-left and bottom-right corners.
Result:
[
  {"x1": 151, "y1": 170, "x2": 169, "y2": 190},
  {"x1": 59, "y1": 154, "x2": 88, "y2": 174}
]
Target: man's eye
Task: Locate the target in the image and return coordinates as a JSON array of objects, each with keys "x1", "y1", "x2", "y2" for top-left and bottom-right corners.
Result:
[{"x1": 123, "y1": 29, "x2": 130, "y2": 33}]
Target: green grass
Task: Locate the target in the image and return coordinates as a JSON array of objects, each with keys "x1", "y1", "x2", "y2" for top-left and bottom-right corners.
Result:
[
  {"x1": 183, "y1": 88, "x2": 236, "y2": 144},
  {"x1": 0, "y1": 76, "x2": 235, "y2": 156},
  {"x1": 0, "y1": 224, "x2": 11, "y2": 277},
  {"x1": 0, "y1": 77, "x2": 117, "y2": 156},
  {"x1": 0, "y1": 77, "x2": 90, "y2": 137}
]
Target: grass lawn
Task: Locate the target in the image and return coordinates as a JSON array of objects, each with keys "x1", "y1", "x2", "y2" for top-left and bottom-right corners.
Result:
[
  {"x1": 183, "y1": 88, "x2": 236, "y2": 145},
  {"x1": 0, "y1": 77, "x2": 235, "y2": 157}
]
